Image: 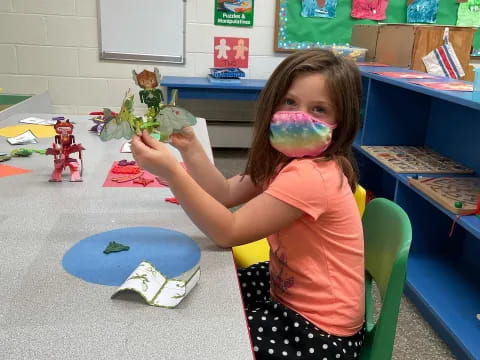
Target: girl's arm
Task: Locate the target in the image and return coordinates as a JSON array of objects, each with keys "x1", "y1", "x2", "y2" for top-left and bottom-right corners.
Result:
[
  {"x1": 172, "y1": 128, "x2": 261, "y2": 208},
  {"x1": 131, "y1": 132, "x2": 303, "y2": 248},
  {"x1": 168, "y1": 164, "x2": 302, "y2": 248}
]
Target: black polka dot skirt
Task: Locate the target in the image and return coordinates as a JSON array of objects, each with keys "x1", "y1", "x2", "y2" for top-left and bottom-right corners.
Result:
[{"x1": 238, "y1": 261, "x2": 365, "y2": 360}]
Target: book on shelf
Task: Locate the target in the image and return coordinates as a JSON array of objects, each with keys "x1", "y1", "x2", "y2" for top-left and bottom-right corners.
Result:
[
  {"x1": 209, "y1": 67, "x2": 245, "y2": 78},
  {"x1": 207, "y1": 74, "x2": 242, "y2": 84}
]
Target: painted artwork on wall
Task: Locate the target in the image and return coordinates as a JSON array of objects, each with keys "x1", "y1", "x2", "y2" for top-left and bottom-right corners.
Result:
[
  {"x1": 456, "y1": 0, "x2": 480, "y2": 27},
  {"x1": 351, "y1": 0, "x2": 389, "y2": 20},
  {"x1": 214, "y1": 0, "x2": 254, "y2": 27},
  {"x1": 407, "y1": 0, "x2": 440, "y2": 23},
  {"x1": 301, "y1": 0, "x2": 338, "y2": 19},
  {"x1": 214, "y1": 36, "x2": 249, "y2": 68}
]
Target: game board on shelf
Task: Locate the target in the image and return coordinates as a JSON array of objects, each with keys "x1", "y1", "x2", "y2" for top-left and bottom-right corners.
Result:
[
  {"x1": 361, "y1": 146, "x2": 474, "y2": 174},
  {"x1": 409, "y1": 177, "x2": 480, "y2": 215}
]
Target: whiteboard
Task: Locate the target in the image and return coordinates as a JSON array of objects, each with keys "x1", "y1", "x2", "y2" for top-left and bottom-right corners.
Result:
[{"x1": 98, "y1": 0, "x2": 185, "y2": 64}]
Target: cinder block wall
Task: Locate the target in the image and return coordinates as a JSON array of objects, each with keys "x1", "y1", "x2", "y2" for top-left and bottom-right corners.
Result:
[{"x1": 0, "y1": 0, "x2": 286, "y2": 114}]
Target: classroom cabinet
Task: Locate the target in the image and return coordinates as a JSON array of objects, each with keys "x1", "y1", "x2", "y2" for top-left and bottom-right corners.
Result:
[{"x1": 354, "y1": 67, "x2": 480, "y2": 360}]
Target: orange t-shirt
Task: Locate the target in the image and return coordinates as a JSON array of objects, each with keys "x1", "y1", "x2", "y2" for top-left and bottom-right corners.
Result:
[{"x1": 265, "y1": 158, "x2": 364, "y2": 337}]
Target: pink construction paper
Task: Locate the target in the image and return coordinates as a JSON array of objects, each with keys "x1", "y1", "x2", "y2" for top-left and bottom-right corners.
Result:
[{"x1": 374, "y1": 71, "x2": 439, "y2": 79}]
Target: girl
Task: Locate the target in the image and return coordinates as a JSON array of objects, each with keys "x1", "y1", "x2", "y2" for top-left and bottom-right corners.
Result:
[{"x1": 131, "y1": 49, "x2": 365, "y2": 359}]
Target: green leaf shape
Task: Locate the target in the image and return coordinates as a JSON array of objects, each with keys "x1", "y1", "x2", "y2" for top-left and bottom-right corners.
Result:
[
  {"x1": 100, "y1": 120, "x2": 134, "y2": 141},
  {"x1": 99, "y1": 91, "x2": 137, "y2": 141},
  {"x1": 154, "y1": 106, "x2": 197, "y2": 140},
  {"x1": 103, "y1": 241, "x2": 130, "y2": 254}
]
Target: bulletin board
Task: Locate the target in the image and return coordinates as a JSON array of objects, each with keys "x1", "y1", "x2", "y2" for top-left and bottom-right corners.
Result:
[
  {"x1": 98, "y1": 0, "x2": 185, "y2": 64},
  {"x1": 274, "y1": 0, "x2": 479, "y2": 52}
]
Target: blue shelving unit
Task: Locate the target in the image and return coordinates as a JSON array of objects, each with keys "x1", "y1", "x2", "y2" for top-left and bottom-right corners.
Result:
[{"x1": 356, "y1": 66, "x2": 480, "y2": 360}]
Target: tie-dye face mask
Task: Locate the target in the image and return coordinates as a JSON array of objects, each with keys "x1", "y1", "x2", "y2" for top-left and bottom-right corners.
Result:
[{"x1": 269, "y1": 111, "x2": 336, "y2": 158}]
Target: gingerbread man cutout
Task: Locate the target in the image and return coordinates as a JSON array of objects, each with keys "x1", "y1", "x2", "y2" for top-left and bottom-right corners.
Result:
[
  {"x1": 215, "y1": 38, "x2": 231, "y2": 59},
  {"x1": 233, "y1": 39, "x2": 249, "y2": 60}
]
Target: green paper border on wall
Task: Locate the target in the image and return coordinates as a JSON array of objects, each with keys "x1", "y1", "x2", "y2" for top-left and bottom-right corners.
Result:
[{"x1": 274, "y1": 0, "x2": 479, "y2": 53}]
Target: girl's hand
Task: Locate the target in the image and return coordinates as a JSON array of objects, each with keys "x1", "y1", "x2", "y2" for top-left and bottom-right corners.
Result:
[
  {"x1": 130, "y1": 130, "x2": 181, "y2": 179},
  {"x1": 169, "y1": 127, "x2": 197, "y2": 152}
]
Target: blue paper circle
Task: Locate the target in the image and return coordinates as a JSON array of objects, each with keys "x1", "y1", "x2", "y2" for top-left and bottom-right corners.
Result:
[{"x1": 62, "y1": 227, "x2": 201, "y2": 286}]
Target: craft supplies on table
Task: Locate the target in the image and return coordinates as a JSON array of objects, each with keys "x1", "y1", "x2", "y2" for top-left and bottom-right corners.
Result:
[{"x1": 6, "y1": 130, "x2": 38, "y2": 145}]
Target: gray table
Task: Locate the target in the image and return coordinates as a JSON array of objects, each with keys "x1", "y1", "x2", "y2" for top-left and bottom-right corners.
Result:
[{"x1": 0, "y1": 114, "x2": 253, "y2": 360}]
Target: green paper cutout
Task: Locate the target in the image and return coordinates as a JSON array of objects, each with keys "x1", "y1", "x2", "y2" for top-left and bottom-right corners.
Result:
[
  {"x1": 100, "y1": 91, "x2": 139, "y2": 141},
  {"x1": 103, "y1": 241, "x2": 130, "y2": 254},
  {"x1": 10, "y1": 148, "x2": 46, "y2": 157},
  {"x1": 99, "y1": 85, "x2": 197, "y2": 143}
]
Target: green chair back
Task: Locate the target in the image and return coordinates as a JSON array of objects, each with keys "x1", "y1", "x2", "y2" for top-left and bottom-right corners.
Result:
[{"x1": 360, "y1": 198, "x2": 412, "y2": 360}]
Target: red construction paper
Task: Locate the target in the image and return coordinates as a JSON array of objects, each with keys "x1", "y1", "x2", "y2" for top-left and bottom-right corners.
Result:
[
  {"x1": 374, "y1": 71, "x2": 439, "y2": 79},
  {"x1": 165, "y1": 197, "x2": 180, "y2": 205},
  {"x1": 214, "y1": 36, "x2": 249, "y2": 68},
  {"x1": 103, "y1": 161, "x2": 166, "y2": 188}
]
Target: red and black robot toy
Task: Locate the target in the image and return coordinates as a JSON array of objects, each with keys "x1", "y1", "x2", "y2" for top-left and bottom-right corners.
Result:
[{"x1": 46, "y1": 117, "x2": 85, "y2": 182}]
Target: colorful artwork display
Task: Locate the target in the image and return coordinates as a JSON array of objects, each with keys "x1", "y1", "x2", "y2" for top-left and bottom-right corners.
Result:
[
  {"x1": 273, "y1": 0, "x2": 480, "y2": 54},
  {"x1": 301, "y1": 0, "x2": 338, "y2": 19},
  {"x1": 214, "y1": 37, "x2": 249, "y2": 68},
  {"x1": 351, "y1": 0, "x2": 389, "y2": 20},
  {"x1": 214, "y1": 0, "x2": 254, "y2": 27},
  {"x1": 407, "y1": 0, "x2": 440, "y2": 23}
]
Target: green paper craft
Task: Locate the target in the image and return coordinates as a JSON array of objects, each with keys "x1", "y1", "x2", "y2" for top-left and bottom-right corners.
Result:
[
  {"x1": 100, "y1": 90, "x2": 140, "y2": 141},
  {"x1": 111, "y1": 261, "x2": 200, "y2": 308},
  {"x1": 103, "y1": 241, "x2": 130, "y2": 254},
  {"x1": 99, "y1": 87, "x2": 197, "y2": 143},
  {"x1": 10, "y1": 148, "x2": 46, "y2": 157}
]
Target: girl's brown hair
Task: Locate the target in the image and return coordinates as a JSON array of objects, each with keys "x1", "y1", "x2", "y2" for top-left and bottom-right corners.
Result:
[{"x1": 244, "y1": 49, "x2": 362, "y2": 192}]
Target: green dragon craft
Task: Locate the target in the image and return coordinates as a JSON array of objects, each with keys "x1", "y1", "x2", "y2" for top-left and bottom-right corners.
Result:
[{"x1": 99, "y1": 87, "x2": 197, "y2": 142}]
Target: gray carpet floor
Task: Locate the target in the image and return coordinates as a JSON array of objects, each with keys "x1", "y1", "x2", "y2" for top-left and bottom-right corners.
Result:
[{"x1": 213, "y1": 149, "x2": 455, "y2": 360}]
